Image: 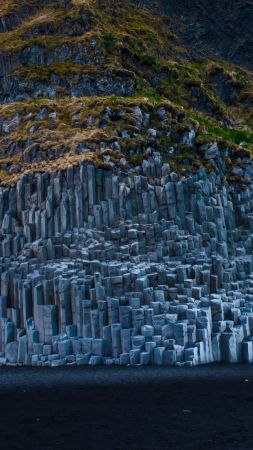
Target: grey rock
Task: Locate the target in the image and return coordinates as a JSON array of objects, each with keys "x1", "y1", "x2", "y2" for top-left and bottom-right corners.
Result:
[{"x1": 6, "y1": 341, "x2": 18, "y2": 363}]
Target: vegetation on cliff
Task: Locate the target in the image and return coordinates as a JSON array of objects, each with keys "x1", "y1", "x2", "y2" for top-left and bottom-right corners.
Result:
[{"x1": 0, "y1": 0, "x2": 253, "y2": 184}]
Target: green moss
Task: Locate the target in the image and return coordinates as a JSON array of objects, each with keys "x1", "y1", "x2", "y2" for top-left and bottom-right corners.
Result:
[
  {"x1": 1, "y1": 0, "x2": 253, "y2": 185},
  {"x1": 15, "y1": 62, "x2": 103, "y2": 81},
  {"x1": 188, "y1": 111, "x2": 253, "y2": 150},
  {"x1": 128, "y1": 153, "x2": 143, "y2": 166},
  {"x1": 100, "y1": 33, "x2": 118, "y2": 54}
]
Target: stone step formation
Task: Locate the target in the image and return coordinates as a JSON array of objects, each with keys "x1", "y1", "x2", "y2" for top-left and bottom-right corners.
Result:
[{"x1": 1, "y1": 153, "x2": 253, "y2": 367}]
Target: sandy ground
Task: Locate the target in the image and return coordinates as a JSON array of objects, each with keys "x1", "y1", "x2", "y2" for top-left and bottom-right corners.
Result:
[{"x1": 1, "y1": 363, "x2": 253, "y2": 450}]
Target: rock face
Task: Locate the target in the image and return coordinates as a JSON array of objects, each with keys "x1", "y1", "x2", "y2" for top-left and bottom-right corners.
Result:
[
  {"x1": 0, "y1": 43, "x2": 135, "y2": 103},
  {"x1": 0, "y1": 154, "x2": 253, "y2": 366},
  {"x1": 1, "y1": 0, "x2": 253, "y2": 368},
  {"x1": 143, "y1": 0, "x2": 253, "y2": 70}
]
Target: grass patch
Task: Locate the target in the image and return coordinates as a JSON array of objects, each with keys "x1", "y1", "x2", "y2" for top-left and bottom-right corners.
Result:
[{"x1": 189, "y1": 111, "x2": 253, "y2": 149}]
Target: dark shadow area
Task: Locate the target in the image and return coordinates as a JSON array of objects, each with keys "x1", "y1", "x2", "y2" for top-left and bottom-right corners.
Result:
[
  {"x1": 0, "y1": 364, "x2": 253, "y2": 449},
  {"x1": 134, "y1": 0, "x2": 253, "y2": 70}
]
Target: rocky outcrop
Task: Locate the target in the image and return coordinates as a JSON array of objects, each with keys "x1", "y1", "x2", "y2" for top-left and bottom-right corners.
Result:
[
  {"x1": 0, "y1": 1, "x2": 52, "y2": 33},
  {"x1": 0, "y1": 154, "x2": 253, "y2": 366},
  {"x1": 0, "y1": 69, "x2": 135, "y2": 104},
  {"x1": 0, "y1": 40, "x2": 135, "y2": 103}
]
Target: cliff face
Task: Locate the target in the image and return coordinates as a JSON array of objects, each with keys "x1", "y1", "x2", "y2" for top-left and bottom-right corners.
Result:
[
  {"x1": 1, "y1": 0, "x2": 253, "y2": 367},
  {"x1": 1, "y1": 0, "x2": 253, "y2": 185},
  {"x1": 139, "y1": 0, "x2": 253, "y2": 70}
]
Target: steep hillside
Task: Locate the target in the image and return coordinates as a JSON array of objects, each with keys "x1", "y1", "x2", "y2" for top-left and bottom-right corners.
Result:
[
  {"x1": 0, "y1": 0, "x2": 252, "y2": 187},
  {"x1": 142, "y1": 0, "x2": 253, "y2": 70}
]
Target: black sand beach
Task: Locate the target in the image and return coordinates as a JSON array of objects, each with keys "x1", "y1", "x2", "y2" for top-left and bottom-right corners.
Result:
[{"x1": 0, "y1": 364, "x2": 253, "y2": 450}]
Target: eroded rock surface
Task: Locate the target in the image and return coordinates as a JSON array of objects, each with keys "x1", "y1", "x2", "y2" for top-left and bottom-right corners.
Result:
[{"x1": 0, "y1": 155, "x2": 253, "y2": 366}]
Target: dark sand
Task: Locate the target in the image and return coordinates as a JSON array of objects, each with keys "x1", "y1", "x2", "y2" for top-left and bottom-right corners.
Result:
[{"x1": 1, "y1": 363, "x2": 253, "y2": 450}]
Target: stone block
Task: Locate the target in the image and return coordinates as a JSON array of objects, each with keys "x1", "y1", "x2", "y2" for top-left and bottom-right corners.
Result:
[
  {"x1": 81, "y1": 338, "x2": 93, "y2": 354},
  {"x1": 120, "y1": 353, "x2": 130, "y2": 365},
  {"x1": 132, "y1": 335, "x2": 145, "y2": 351},
  {"x1": 18, "y1": 335, "x2": 28, "y2": 364},
  {"x1": 174, "y1": 322, "x2": 188, "y2": 346},
  {"x1": 58, "y1": 339, "x2": 72, "y2": 358},
  {"x1": 141, "y1": 325, "x2": 154, "y2": 338},
  {"x1": 185, "y1": 347, "x2": 199, "y2": 365},
  {"x1": 140, "y1": 352, "x2": 150, "y2": 365},
  {"x1": 243, "y1": 341, "x2": 253, "y2": 363},
  {"x1": 76, "y1": 354, "x2": 90, "y2": 365},
  {"x1": 163, "y1": 349, "x2": 176, "y2": 366},
  {"x1": 120, "y1": 329, "x2": 131, "y2": 353},
  {"x1": 129, "y1": 349, "x2": 140, "y2": 365},
  {"x1": 154, "y1": 347, "x2": 165, "y2": 365},
  {"x1": 221, "y1": 332, "x2": 239, "y2": 363},
  {"x1": 111, "y1": 323, "x2": 122, "y2": 357},
  {"x1": 51, "y1": 359, "x2": 66, "y2": 367},
  {"x1": 92, "y1": 339, "x2": 106, "y2": 356},
  {"x1": 6, "y1": 341, "x2": 18, "y2": 364},
  {"x1": 43, "y1": 344, "x2": 52, "y2": 356},
  {"x1": 89, "y1": 355, "x2": 103, "y2": 365}
]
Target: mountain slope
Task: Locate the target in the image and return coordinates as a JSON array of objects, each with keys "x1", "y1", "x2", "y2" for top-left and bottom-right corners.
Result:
[
  {"x1": 0, "y1": 0, "x2": 253, "y2": 186},
  {"x1": 141, "y1": 0, "x2": 253, "y2": 70}
]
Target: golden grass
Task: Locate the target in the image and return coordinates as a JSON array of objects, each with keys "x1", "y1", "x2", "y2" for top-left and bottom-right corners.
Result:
[
  {"x1": 0, "y1": 6, "x2": 67, "y2": 50},
  {"x1": 71, "y1": 0, "x2": 94, "y2": 6},
  {"x1": 1, "y1": 0, "x2": 253, "y2": 187},
  {"x1": 0, "y1": 94, "x2": 177, "y2": 185},
  {"x1": 0, "y1": 0, "x2": 20, "y2": 16},
  {"x1": 0, "y1": 149, "x2": 123, "y2": 186}
]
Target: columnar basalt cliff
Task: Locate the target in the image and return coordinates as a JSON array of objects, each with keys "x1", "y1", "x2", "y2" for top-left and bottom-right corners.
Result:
[
  {"x1": 1, "y1": 150, "x2": 253, "y2": 366},
  {"x1": 1, "y1": 0, "x2": 253, "y2": 366}
]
